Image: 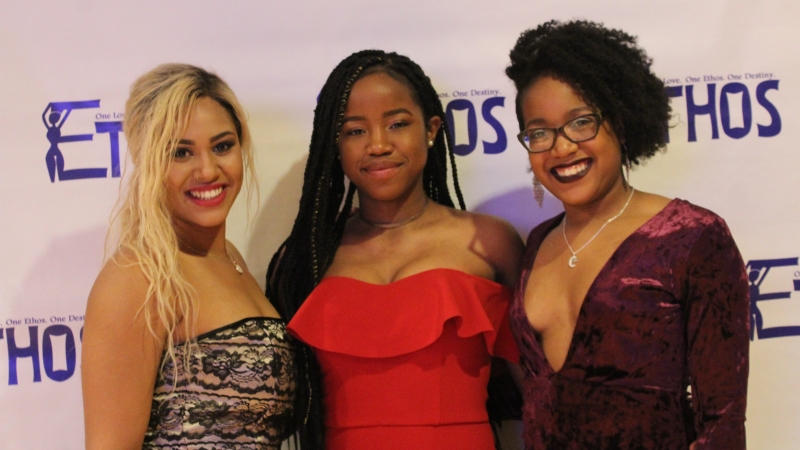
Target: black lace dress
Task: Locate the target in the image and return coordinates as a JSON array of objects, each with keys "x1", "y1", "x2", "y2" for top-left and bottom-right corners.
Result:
[{"x1": 143, "y1": 317, "x2": 296, "y2": 449}]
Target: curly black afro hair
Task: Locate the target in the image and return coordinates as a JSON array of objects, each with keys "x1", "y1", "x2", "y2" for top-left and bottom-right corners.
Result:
[{"x1": 506, "y1": 20, "x2": 671, "y2": 165}]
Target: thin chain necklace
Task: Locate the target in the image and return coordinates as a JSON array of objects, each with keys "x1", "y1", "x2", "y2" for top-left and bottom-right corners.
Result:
[
  {"x1": 226, "y1": 249, "x2": 244, "y2": 274},
  {"x1": 562, "y1": 187, "x2": 635, "y2": 268},
  {"x1": 181, "y1": 241, "x2": 244, "y2": 275},
  {"x1": 359, "y1": 197, "x2": 430, "y2": 229}
]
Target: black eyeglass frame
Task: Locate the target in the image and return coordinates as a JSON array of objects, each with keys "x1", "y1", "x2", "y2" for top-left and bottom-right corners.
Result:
[{"x1": 516, "y1": 113, "x2": 604, "y2": 154}]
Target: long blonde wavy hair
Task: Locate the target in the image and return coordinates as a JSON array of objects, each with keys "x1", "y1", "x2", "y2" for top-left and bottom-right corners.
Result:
[{"x1": 113, "y1": 63, "x2": 254, "y2": 369}]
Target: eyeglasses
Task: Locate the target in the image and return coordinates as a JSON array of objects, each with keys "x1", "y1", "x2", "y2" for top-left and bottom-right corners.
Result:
[{"x1": 516, "y1": 113, "x2": 603, "y2": 154}]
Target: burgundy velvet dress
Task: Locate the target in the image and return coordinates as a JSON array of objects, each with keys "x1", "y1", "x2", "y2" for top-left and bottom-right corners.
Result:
[{"x1": 509, "y1": 199, "x2": 749, "y2": 449}]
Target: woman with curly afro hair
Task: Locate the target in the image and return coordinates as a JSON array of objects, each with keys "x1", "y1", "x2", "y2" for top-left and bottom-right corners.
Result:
[{"x1": 504, "y1": 20, "x2": 749, "y2": 449}]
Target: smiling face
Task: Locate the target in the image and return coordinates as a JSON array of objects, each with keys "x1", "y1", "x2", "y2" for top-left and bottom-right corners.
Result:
[
  {"x1": 521, "y1": 76, "x2": 624, "y2": 209},
  {"x1": 337, "y1": 72, "x2": 441, "y2": 204},
  {"x1": 166, "y1": 96, "x2": 243, "y2": 232}
]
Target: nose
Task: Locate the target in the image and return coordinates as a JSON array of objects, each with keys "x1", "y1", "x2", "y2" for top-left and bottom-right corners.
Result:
[
  {"x1": 366, "y1": 128, "x2": 392, "y2": 155},
  {"x1": 550, "y1": 132, "x2": 578, "y2": 158},
  {"x1": 194, "y1": 151, "x2": 220, "y2": 182}
]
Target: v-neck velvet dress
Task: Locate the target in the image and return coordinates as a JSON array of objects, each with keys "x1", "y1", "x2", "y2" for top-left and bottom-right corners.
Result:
[
  {"x1": 510, "y1": 199, "x2": 749, "y2": 449},
  {"x1": 287, "y1": 268, "x2": 519, "y2": 450}
]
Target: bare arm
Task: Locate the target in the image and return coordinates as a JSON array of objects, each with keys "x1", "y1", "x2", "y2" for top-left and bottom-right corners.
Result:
[
  {"x1": 470, "y1": 213, "x2": 526, "y2": 389},
  {"x1": 472, "y1": 213, "x2": 525, "y2": 288},
  {"x1": 82, "y1": 256, "x2": 165, "y2": 449}
]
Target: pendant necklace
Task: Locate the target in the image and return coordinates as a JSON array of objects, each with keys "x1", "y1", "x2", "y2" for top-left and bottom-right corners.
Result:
[
  {"x1": 226, "y1": 250, "x2": 244, "y2": 274},
  {"x1": 359, "y1": 197, "x2": 429, "y2": 229},
  {"x1": 562, "y1": 187, "x2": 635, "y2": 268},
  {"x1": 180, "y1": 240, "x2": 244, "y2": 274}
]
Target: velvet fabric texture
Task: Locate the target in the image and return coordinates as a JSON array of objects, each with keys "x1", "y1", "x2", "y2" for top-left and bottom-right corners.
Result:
[
  {"x1": 510, "y1": 199, "x2": 749, "y2": 449},
  {"x1": 288, "y1": 268, "x2": 519, "y2": 450}
]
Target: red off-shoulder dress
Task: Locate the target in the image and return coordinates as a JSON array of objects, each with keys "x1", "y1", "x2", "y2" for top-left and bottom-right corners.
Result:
[{"x1": 288, "y1": 268, "x2": 519, "y2": 450}]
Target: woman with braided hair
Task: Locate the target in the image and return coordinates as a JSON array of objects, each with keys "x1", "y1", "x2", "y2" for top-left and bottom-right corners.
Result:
[
  {"x1": 505, "y1": 21, "x2": 749, "y2": 449},
  {"x1": 267, "y1": 50, "x2": 524, "y2": 449}
]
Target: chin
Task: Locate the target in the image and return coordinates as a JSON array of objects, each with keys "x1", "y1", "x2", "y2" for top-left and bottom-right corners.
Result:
[
  {"x1": 549, "y1": 185, "x2": 595, "y2": 207},
  {"x1": 358, "y1": 185, "x2": 408, "y2": 203},
  {"x1": 174, "y1": 213, "x2": 229, "y2": 231}
]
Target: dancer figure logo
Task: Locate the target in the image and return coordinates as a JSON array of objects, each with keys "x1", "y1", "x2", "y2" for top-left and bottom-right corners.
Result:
[{"x1": 43, "y1": 100, "x2": 123, "y2": 182}]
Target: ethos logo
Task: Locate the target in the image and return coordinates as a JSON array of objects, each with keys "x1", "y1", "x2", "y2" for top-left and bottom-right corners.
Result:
[
  {"x1": 0, "y1": 317, "x2": 83, "y2": 385},
  {"x1": 439, "y1": 76, "x2": 782, "y2": 158},
  {"x1": 664, "y1": 75, "x2": 781, "y2": 142},
  {"x1": 748, "y1": 257, "x2": 800, "y2": 340},
  {"x1": 441, "y1": 90, "x2": 508, "y2": 156},
  {"x1": 43, "y1": 100, "x2": 123, "y2": 182}
]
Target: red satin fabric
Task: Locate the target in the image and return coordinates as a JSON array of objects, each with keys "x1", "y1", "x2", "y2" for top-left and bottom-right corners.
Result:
[{"x1": 288, "y1": 268, "x2": 519, "y2": 450}]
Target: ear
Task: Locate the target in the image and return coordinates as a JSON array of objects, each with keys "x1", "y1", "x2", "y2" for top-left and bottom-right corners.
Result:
[{"x1": 426, "y1": 115, "x2": 442, "y2": 143}]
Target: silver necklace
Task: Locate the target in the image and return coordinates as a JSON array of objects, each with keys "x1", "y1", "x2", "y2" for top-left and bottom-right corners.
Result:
[
  {"x1": 181, "y1": 241, "x2": 244, "y2": 274},
  {"x1": 562, "y1": 187, "x2": 635, "y2": 268},
  {"x1": 226, "y1": 250, "x2": 244, "y2": 275},
  {"x1": 359, "y1": 197, "x2": 429, "y2": 229}
]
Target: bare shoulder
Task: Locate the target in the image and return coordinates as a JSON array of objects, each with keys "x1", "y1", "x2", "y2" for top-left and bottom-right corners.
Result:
[
  {"x1": 85, "y1": 250, "x2": 151, "y2": 327},
  {"x1": 633, "y1": 190, "x2": 673, "y2": 219},
  {"x1": 445, "y1": 208, "x2": 525, "y2": 286},
  {"x1": 83, "y1": 251, "x2": 165, "y2": 448},
  {"x1": 226, "y1": 240, "x2": 249, "y2": 270},
  {"x1": 451, "y1": 209, "x2": 523, "y2": 246}
]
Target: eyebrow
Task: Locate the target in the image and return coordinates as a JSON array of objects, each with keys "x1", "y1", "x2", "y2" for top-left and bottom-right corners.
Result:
[
  {"x1": 341, "y1": 108, "x2": 414, "y2": 124},
  {"x1": 178, "y1": 131, "x2": 235, "y2": 145},
  {"x1": 524, "y1": 106, "x2": 593, "y2": 129}
]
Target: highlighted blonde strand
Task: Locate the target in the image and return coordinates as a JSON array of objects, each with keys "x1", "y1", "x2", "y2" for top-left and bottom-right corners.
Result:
[{"x1": 108, "y1": 64, "x2": 254, "y2": 375}]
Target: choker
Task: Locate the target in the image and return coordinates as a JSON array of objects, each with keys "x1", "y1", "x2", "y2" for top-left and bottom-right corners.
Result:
[
  {"x1": 562, "y1": 187, "x2": 635, "y2": 268},
  {"x1": 359, "y1": 197, "x2": 430, "y2": 229}
]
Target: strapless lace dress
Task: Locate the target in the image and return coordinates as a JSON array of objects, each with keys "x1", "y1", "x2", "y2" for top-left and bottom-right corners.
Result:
[{"x1": 143, "y1": 317, "x2": 296, "y2": 450}]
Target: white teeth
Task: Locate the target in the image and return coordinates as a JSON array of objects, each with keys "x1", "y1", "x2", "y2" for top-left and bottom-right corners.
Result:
[
  {"x1": 189, "y1": 187, "x2": 224, "y2": 200},
  {"x1": 555, "y1": 161, "x2": 588, "y2": 178}
]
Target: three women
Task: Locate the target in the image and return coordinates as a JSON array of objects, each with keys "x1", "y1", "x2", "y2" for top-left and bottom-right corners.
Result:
[{"x1": 82, "y1": 21, "x2": 749, "y2": 450}]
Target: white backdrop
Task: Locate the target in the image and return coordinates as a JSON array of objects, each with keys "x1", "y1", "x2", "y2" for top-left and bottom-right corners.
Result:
[{"x1": 2, "y1": 1, "x2": 798, "y2": 448}]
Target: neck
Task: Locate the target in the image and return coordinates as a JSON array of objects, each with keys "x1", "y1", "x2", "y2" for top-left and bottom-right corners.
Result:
[
  {"x1": 563, "y1": 179, "x2": 632, "y2": 228},
  {"x1": 357, "y1": 187, "x2": 429, "y2": 229},
  {"x1": 175, "y1": 220, "x2": 228, "y2": 257}
]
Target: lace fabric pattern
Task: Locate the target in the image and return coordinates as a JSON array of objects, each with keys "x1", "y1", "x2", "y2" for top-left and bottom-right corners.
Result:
[{"x1": 144, "y1": 317, "x2": 296, "y2": 450}]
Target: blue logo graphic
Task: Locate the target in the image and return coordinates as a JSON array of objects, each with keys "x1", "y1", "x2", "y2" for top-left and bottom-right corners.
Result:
[
  {"x1": 43, "y1": 100, "x2": 123, "y2": 182},
  {"x1": 748, "y1": 257, "x2": 800, "y2": 340},
  {"x1": 445, "y1": 96, "x2": 507, "y2": 156},
  {"x1": 665, "y1": 78, "x2": 781, "y2": 142},
  {"x1": 1, "y1": 318, "x2": 83, "y2": 385},
  {"x1": 440, "y1": 78, "x2": 782, "y2": 158}
]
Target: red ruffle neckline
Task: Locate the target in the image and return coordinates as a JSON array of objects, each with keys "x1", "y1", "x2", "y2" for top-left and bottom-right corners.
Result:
[{"x1": 287, "y1": 268, "x2": 513, "y2": 359}]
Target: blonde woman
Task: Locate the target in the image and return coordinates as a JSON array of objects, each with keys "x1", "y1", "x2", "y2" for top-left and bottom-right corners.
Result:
[{"x1": 82, "y1": 64, "x2": 295, "y2": 449}]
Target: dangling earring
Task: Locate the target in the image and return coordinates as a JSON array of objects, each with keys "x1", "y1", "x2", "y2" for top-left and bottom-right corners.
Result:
[
  {"x1": 625, "y1": 159, "x2": 631, "y2": 183},
  {"x1": 533, "y1": 177, "x2": 544, "y2": 208},
  {"x1": 427, "y1": 139, "x2": 434, "y2": 148},
  {"x1": 622, "y1": 143, "x2": 631, "y2": 185}
]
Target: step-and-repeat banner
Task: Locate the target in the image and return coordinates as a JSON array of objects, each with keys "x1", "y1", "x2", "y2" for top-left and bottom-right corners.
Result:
[{"x1": 2, "y1": 1, "x2": 798, "y2": 448}]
